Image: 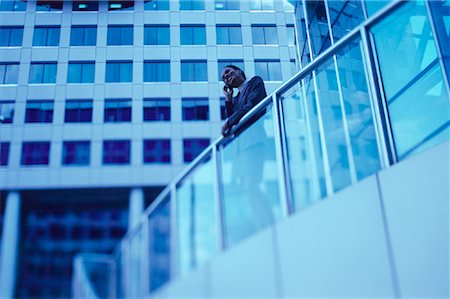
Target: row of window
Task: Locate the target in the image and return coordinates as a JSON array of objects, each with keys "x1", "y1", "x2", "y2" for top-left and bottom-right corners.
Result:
[
  {"x1": 0, "y1": 98, "x2": 226, "y2": 123},
  {"x1": 0, "y1": 24, "x2": 295, "y2": 47},
  {"x1": 0, "y1": 59, "x2": 286, "y2": 83},
  {"x1": 0, "y1": 139, "x2": 210, "y2": 166},
  {"x1": 0, "y1": 0, "x2": 288, "y2": 12}
]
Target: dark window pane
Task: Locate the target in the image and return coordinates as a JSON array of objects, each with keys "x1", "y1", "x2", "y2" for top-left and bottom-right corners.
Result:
[
  {"x1": 143, "y1": 139, "x2": 171, "y2": 163},
  {"x1": 62, "y1": 141, "x2": 90, "y2": 165},
  {"x1": 104, "y1": 99, "x2": 132, "y2": 122},
  {"x1": 143, "y1": 98, "x2": 170, "y2": 121},
  {"x1": 0, "y1": 101, "x2": 15, "y2": 123},
  {"x1": 182, "y1": 98, "x2": 209, "y2": 121},
  {"x1": 183, "y1": 138, "x2": 209, "y2": 162},
  {"x1": 103, "y1": 140, "x2": 130, "y2": 164},
  {"x1": 72, "y1": 1, "x2": 98, "y2": 11},
  {"x1": 0, "y1": 142, "x2": 9, "y2": 166},
  {"x1": 25, "y1": 101, "x2": 54, "y2": 123},
  {"x1": 21, "y1": 142, "x2": 50, "y2": 165},
  {"x1": 64, "y1": 100, "x2": 93, "y2": 123}
]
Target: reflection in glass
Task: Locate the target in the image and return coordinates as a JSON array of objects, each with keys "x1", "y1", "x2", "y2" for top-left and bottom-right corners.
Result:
[
  {"x1": 220, "y1": 105, "x2": 280, "y2": 246},
  {"x1": 327, "y1": 0, "x2": 365, "y2": 42},
  {"x1": 315, "y1": 58, "x2": 351, "y2": 191},
  {"x1": 129, "y1": 229, "x2": 142, "y2": 298},
  {"x1": 336, "y1": 39, "x2": 380, "y2": 179},
  {"x1": 148, "y1": 195, "x2": 171, "y2": 292},
  {"x1": 372, "y1": 0, "x2": 450, "y2": 159},
  {"x1": 177, "y1": 155, "x2": 217, "y2": 275},
  {"x1": 281, "y1": 74, "x2": 327, "y2": 211}
]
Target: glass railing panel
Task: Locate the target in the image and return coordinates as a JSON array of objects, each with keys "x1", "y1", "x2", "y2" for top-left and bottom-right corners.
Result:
[
  {"x1": 429, "y1": 0, "x2": 450, "y2": 80},
  {"x1": 281, "y1": 74, "x2": 327, "y2": 211},
  {"x1": 220, "y1": 103, "x2": 280, "y2": 246},
  {"x1": 176, "y1": 154, "x2": 217, "y2": 276},
  {"x1": 371, "y1": 0, "x2": 450, "y2": 159},
  {"x1": 315, "y1": 57, "x2": 352, "y2": 192},
  {"x1": 148, "y1": 194, "x2": 171, "y2": 293},
  {"x1": 129, "y1": 227, "x2": 142, "y2": 298},
  {"x1": 364, "y1": 0, "x2": 392, "y2": 17},
  {"x1": 336, "y1": 38, "x2": 381, "y2": 179},
  {"x1": 115, "y1": 251, "x2": 124, "y2": 299},
  {"x1": 328, "y1": 0, "x2": 365, "y2": 42}
]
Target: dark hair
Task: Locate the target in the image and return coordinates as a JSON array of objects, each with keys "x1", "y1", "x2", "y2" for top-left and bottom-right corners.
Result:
[{"x1": 224, "y1": 65, "x2": 246, "y2": 81}]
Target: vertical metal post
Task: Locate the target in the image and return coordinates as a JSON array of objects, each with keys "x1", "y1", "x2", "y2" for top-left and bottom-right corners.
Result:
[
  {"x1": 212, "y1": 144, "x2": 226, "y2": 250},
  {"x1": 169, "y1": 184, "x2": 179, "y2": 279},
  {"x1": 271, "y1": 94, "x2": 293, "y2": 217},
  {"x1": 359, "y1": 25, "x2": 396, "y2": 167},
  {"x1": 333, "y1": 54, "x2": 358, "y2": 183}
]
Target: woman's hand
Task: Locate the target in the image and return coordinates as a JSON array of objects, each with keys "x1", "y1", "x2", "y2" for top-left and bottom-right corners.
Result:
[{"x1": 223, "y1": 85, "x2": 233, "y2": 101}]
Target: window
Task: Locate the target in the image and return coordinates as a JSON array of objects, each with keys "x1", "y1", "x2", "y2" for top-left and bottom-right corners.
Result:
[
  {"x1": 70, "y1": 26, "x2": 97, "y2": 46},
  {"x1": 255, "y1": 59, "x2": 282, "y2": 81},
  {"x1": 144, "y1": 60, "x2": 170, "y2": 82},
  {"x1": 107, "y1": 25, "x2": 133, "y2": 45},
  {"x1": 144, "y1": 25, "x2": 170, "y2": 45},
  {"x1": 179, "y1": 0, "x2": 204, "y2": 10},
  {"x1": 62, "y1": 141, "x2": 90, "y2": 166},
  {"x1": 0, "y1": 142, "x2": 9, "y2": 166},
  {"x1": 182, "y1": 98, "x2": 209, "y2": 121},
  {"x1": 0, "y1": 0, "x2": 26, "y2": 11},
  {"x1": 249, "y1": 0, "x2": 274, "y2": 10},
  {"x1": 21, "y1": 142, "x2": 50, "y2": 166},
  {"x1": 67, "y1": 61, "x2": 95, "y2": 83},
  {"x1": 108, "y1": 1, "x2": 134, "y2": 11},
  {"x1": 33, "y1": 26, "x2": 60, "y2": 46},
  {"x1": 217, "y1": 59, "x2": 244, "y2": 80},
  {"x1": 0, "y1": 63, "x2": 19, "y2": 84},
  {"x1": 143, "y1": 139, "x2": 170, "y2": 163},
  {"x1": 65, "y1": 100, "x2": 92, "y2": 123},
  {"x1": 29, "y1": 62, "x2": 57, "y2": 83},
  {"x1": 25, "y1": 100, "x2": 53, "y2": 123},
  {"x1": 216, "y1": 25, "x2": 242, "y2": 45},
  {"x1": 143, "y1": 98, "x2": 170, "y2": 121},
  {"x1": 144, "y1": 0, "x2": 169, "y2": 10},
  {"x1": 251, "y1": 25, "x2": 278, "y2": 44},
  {"x1": 0, "y1": 101, "x2": 14, "y2": 123},
  {"x1": 36, "y1": 1, "x2": 63, "y2": 11},
  {"x1": 290, "y1": 59, "x2": 297, "y2": 76},
  {"x1": 287, "y1": 24, "x2": 295, "y2": 45},
  {"x1": 183, "y1": 138, "x2": 209, "y2": 162},
  {"x1": 181, "y1": 60, "x2": 207, "y2": 81},
  {"x1": 105, "y1": 61, "x2": 132, "y2": 82},
  {"x1": 104, "y1": 99, "x2": 131, "y2": 122},
  {"x1": 72, "y1": 1, "x2": 98, "y2": 11},
  {"x1": 0, "y1": 26, "x2": 23, "y2": 46},
  {"x1": 180, "y1": 25, "x2": 206, "y2": 45},
  {"x1": 103, "y1": 140, "x2": 130, "y2": 165},
  {"x1": 215, "y1": 0, "x2": 239, "y2": 10}
]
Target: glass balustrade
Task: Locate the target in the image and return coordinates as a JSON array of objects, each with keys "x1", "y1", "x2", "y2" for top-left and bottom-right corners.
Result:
[{"x1": 74, "y1": 1, "x2": 450, "y2": 296}]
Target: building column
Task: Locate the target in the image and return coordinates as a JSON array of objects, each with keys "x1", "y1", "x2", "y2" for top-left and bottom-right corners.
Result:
[
  {"x1": 129, "y1": 188, "x2": 144, "y2": 229},
  {"x1": 0, "y1": 191, "x2": 21, "y2": 299}
]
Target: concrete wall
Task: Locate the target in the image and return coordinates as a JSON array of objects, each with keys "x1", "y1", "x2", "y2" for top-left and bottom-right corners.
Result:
[{"x1": 152, "y1": 141, "x2": 449, "y2": 298}]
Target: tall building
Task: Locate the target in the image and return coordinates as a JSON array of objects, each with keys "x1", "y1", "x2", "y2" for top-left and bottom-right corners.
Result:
[
  {"x1": 0, "y1": 0, "x2": 296, "y2": 297},
  {"x1": 71, "y1": 0, "x2": 448, "y2": 298}
]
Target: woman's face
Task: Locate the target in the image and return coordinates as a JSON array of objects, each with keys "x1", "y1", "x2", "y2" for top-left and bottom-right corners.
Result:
[{"x1": 221, "y1": 67, "x2": 243, "y2": 88}]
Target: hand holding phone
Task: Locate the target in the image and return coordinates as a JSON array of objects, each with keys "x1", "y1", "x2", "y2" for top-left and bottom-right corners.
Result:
[{"x1": 223, "y1": 84, "x2": 233, "y2": 100}]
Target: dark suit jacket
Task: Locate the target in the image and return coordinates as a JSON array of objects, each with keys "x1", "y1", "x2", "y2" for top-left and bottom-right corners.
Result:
[{"x1": 225, "y1": 76, "x2": 267, "y2": 127}]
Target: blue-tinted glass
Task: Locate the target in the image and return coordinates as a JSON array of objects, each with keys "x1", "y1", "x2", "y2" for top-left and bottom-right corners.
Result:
[
  {"x1": 65, "y1": 100, "x2": 93, "y2": 123},
  {"x1": 264, "y1": 26, "x2": 278, "y2": 44},
  {"x1": 144, "y1": 26, "x2": 170, "y2": 45},
  {"x1": 365, "y1": 0, "x2": 391, "y2": 17},
  {"x1": 108, "y1": 1, "x2": 134, "y2": 11},
  {"x1": 25, "y1": 101, "x2": 53, "y2": 123},
  {"x1": 181, "y1": 61, "x2": 207, "y2": 81},
  {"x1": 286, "y1": 25, "x2": 295, "y2": 45},
  {"x1": 43, "y1": 63, "x2": 57, "y2": 83},
  {"x1": 106, "y1": 62, "x2": 132, "y2": 82},
  {"x1": 181, "y1": 62, "x2": 194, "y2": 81},
  {"x1": 0, "y1": 101, "x2": 14, "y2": 123},
  {"x1": 71, "y1": 26, "x2": 97, "y2": 46},
  {"x1": 107, "y1": 26, "x2": 133, "y2": 45},
  {"x1": 216, "y1": 26, "x2": 229, "y2": 44},
  {"x1": 180, "y1": 0, "x2": 204, "y2": 10},
  {"x1": 183, "y1": 139, "x2": 209, "y2": 162},
  {"x1": 372, "y1": 0, "x2": 450, "y2": 159},
  {"x1": 81, "y1": 63, "x2": 94, "y2": 83},
  {"x1": 228, "y1": 26, "x2": 242, "y2": 44},
  {"x1": 328, "y1": 0, "x2": 365, "y2": 42},
  {"x1": 67, "y1": 62, "x2": 94, "y2": 83},
  {"x1": 144, "y1": 61, "x2": 170, "y2": 82},
  {"x1": 21, "y1": 142, "x2": 50, "y2": 165},
  {"x1": 36, "y1": 0, "x2": 62, "y2": 11},
  {"x1": 0, "y1": 27, "x2": 23, "y2": 46},
  {"x1": 143, "y1": 98, "x2": 171, "y2": 121},
  {"x1": 215, "y1": 0, "x2": 239, "y2": 10},
  {"x1": 62, "y1": 141, "x2": 90, "y2": 165},
  {"x1": 143, "y1": 139, "x2": 171, "y2": 163},
  {"x1": 180, "y1": 26, "x2": 206, "y2": 45},
  {"x1": 104, "y1": 100, "x2": 132, "y2": 122},
  {"x1": 255, "y1": 60, "x2": 281, "y2": 81},
  {"x1": 0, "y1": 142, "x2": 9, "y2": 166},
  {"x1": 251, "y1": 26, "x2": 265, "y2": 44},
  {"x1": 306, "y1": 0, "x2": 331, "y2": 57},
  {"x1": 144, "y1": 0, "x2": 169, "y2": 10},
  {"x1": 33, "y1": 27, "x2": 60, "y2": 46},
  {"x1": 29, "y1": 63, "x2": 44, "y2": 83},
  {"x1": 250, "y1": 0, "x2": 273, "y2": 10},
  {"x1": 216, "y1": 25, "x2": 241, "y2": 44},
  {"x1": 103, "y1": 140, "x2": 130, "y2": 164},
  {"x1": 182, "y1": 98, "x2": 209, "y2": 121},
  {"x1": 72, "y1": 1, "x2": 98, "y2": 11},
  {"x1": 1, "y1": 63, "x2": 19, "y2": 84},
  {"x1": 0, "y1": 0, "x2": 26, "y2": 11},
  {"x1": 427, "y1": 0, "x2": 450, "y2": 81},
  {"x1": 194, "y1": 62, "x2": 207, "y2": 81}
]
